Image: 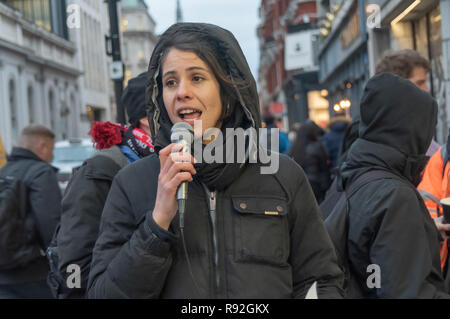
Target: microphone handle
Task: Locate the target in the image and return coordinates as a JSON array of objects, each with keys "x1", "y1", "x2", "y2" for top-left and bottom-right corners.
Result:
[
  {"x1": 177, "y1": 181, "x2": 188, "y2": 228},
  {"x1": 177, "y1": 181, "x2": 188, "y2": 201},
  {"x1": 171, "y1": 138, "x2": 190, "y2": 227},
  {"x1": 176, "y1": 143, "x2": 189, "y2": 228}
]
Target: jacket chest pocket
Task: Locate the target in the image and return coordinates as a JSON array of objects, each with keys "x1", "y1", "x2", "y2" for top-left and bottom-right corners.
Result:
[{"x1": 232, "y1": 196, "x2": 289, "y2": 267}]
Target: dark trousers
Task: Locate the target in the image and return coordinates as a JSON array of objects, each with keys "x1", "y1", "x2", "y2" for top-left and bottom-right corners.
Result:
[{"x1": 0, "y1": 280, "x2": 54, "y2": 299}]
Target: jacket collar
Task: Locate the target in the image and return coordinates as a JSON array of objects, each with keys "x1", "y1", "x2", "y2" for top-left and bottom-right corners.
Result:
[
  {"x1": 340, "y1": 138, "x2": 428, "y2": 187},
  {"x1": 7, "y1": 147, "x2": 45, "y2": 163}
]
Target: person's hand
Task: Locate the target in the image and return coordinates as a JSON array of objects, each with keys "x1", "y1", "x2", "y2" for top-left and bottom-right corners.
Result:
[
  {"x1": 152, "y1": 143, "x2": 196, "y2": 230},
  {"x1": 433, "y1": 216, "x2": 450, "y2": 240}
]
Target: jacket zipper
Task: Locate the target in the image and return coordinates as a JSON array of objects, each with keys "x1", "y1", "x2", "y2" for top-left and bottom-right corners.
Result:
[{"x1": 203, "y1": 185, "x2": 220, "y2": 295}]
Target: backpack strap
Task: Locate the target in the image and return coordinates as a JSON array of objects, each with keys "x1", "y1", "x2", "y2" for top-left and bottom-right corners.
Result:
[
  {"x1": 345, "y1": 170, "x2": 401, "y2": 198},
  {"x1": 441, "y1": 146, "x2": 448, "y2": 178}
]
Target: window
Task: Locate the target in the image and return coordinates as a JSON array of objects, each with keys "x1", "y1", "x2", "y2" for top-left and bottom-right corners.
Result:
[
  {"x1": 3, "y1": 0, "x2": 68, "y2": 39},
  {"x1": 48, "y1": 89, "x2": 55, "y2": 130},
  {"x1": 123, "y1": 43, "x2": 129, "y2": 60},
  {"x1": 138, "y1": 42, "x2": 144, "y2": 60},
  {"x1": 122, "y1": 17, "x2": 128, "y2": 32},
  {"x1": 27, "y1": 85, "x2": 34, "y2": 123},
  {"x1": 9, "y1": 79, "x2": 18, "y2": 142},
  {"x1": 137, "y1": 16, "x2": 143, "y2": 30}
]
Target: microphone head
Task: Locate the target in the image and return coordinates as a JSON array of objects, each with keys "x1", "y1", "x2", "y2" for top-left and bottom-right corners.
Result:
[{"x1": 171, "y1": 122, "x2": 194, "y2": 144}]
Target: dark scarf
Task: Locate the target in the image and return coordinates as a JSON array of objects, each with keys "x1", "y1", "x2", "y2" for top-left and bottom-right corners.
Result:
[{"x1": 192, "y1": 128, "x2": 254, "y2": 191}]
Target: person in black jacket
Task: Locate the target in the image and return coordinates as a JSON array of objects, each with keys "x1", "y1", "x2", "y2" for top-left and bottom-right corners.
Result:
[
  {"x1": 340, "y1": 73, "x2": 449, "y2": 298},
  {"x1": 53, "y1": 73, "x2": 154, "y2": 298},
  {"x1": 322, "y1": 116, "x2": 350, "y2": 171},
  {"x1": 0, "y1": 125, "x2": 61, "y2": 298},
  {"x1": 289, "y1": 120, "x2": 331, "y2": 204},
  {"x1": 87, "y1": 23, "x2": 344, "y2": 299}
]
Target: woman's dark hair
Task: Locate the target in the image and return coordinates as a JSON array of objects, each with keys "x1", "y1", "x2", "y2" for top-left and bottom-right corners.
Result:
[
  {"x1": 156, "y1": 31, "x2": 246, "y2": 122},
  {"x1": 289, "y1": 121, "x2": 323, "y2": 167}
]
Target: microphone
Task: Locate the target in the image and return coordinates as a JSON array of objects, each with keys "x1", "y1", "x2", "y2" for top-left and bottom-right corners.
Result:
[{"x1": 170, "y1": 122, "x2": 194, "y2": 229}]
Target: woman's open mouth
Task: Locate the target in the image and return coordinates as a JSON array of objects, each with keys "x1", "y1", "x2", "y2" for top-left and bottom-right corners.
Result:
[{"x1": 178, "y1": 109, "x2": 203, "y2": 121}]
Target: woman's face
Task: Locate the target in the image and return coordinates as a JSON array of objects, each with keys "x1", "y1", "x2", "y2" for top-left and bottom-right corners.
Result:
[{"x1": 162, "y1": 48, "x2": 223, "y2": 136}]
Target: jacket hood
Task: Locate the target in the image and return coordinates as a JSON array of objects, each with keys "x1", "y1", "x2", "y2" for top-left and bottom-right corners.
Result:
[
  {"x1": 340, "y1": 73, "x2": 437, "y2": 187},
  {"x1": 359, "y1": 72, "x2": 437, "y2": 156},
  {"x1": 146, "y1": 22, "x2": 261, "y2": 153}
]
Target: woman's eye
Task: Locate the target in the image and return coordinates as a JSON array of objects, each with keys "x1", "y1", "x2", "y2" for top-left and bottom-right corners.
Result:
[
  {"x1": 165, "y1": 79, "x2": 176, "y2": 87},
  {"x1": 192, "y1": 76, "x2": 204, "y2": 82}
]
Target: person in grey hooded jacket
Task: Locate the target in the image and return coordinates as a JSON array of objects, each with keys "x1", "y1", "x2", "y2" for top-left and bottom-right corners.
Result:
[{"x1": 87, "y1": 23, "x2": 344, "y2": 299}]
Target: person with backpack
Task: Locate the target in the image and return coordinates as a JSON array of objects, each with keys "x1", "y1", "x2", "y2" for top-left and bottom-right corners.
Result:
[
  {"x1": 47, "y1": 73, "x2": 154, "y2": 299},
  {"x1": 325, "y1": 73, "x2": 448, "y2": 298},
  {"x1": 0, "y1": 125, "x2": 61, "y2": 298}
]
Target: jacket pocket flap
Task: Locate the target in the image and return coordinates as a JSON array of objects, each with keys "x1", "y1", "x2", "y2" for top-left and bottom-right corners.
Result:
[{"x1": 232, "y1": 196, "x2": 287, "y2": 216}]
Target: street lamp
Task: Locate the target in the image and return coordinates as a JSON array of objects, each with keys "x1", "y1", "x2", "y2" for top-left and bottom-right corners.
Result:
[
  {"x1": 339, "y1": 99, "x2": 351, "y2": 118},
  {"x1": 105, "y1": 0, "x2": 126, "y2": 124}
]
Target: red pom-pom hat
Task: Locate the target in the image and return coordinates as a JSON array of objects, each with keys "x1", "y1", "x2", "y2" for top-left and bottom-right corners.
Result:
[{"x1": 88, "y1": 122, "x2": 126, "y2": 150}]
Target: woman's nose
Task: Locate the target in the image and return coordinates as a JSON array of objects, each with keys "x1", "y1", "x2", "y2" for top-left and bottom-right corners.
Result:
[{"x1": 176, "y1": 80, "x2": 192, "y2": 100}]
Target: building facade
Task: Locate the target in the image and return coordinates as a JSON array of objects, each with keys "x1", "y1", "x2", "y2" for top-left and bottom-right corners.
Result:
[
  {"x1": 0, "y1": 0, "x2": 121, "y2": 151},
  {"x1": 366, "y1": 0, "x2": 450, "y2": 144},
  {"x1": 258, "y1": 0, "x2": 327, "y2": 130},
  {"x1": 121, "y1": 0, "x2": 157, "y2": 84},
  {"x1": 0, "y1": 0, "x2": 80, "y2": 151},
  {"x1": 316, "y1": 0, "x2": 369, "y2": 120},
  {"x1": 317, "y1": 0, "x2": 450, "y2": 143},
  {"x1": 67, "y1": 0, "x2": 117, "y2": 137}
]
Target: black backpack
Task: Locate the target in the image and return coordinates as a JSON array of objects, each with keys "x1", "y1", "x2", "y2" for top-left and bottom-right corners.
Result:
[
  {"x1": 320, "y1": 170, "x2": 398, "y2": 298},
  {"x1": 46, "y1": 150, "x2": 127, "y2": 299},
  {"x1": 0, "y1": 174, "x2": 44, "y2": 270},
  {"x1": 46, "y1": 165, "x2": 82, "y2": 299},
  {"x1": 46, "y1": 223, "x2": 71, "y2": 298}
]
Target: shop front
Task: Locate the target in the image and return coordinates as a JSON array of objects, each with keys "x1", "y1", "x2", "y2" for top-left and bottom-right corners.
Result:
[
  {"x1": 369, "y1": 0, "x2": 448, "y2": 143},
  {"x1": 317, "y1": 0, "x2": 369, "y2": 120}
]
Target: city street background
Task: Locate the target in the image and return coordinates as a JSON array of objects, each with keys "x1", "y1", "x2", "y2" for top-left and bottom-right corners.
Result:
[{"x1": 0, "y1": 0, "x2": 449, "y2": 154}]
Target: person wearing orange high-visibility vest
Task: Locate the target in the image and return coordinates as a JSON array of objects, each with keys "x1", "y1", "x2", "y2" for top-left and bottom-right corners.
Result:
[{"x1": 418, "y1": 136, "x2": 450, "y2": 290}]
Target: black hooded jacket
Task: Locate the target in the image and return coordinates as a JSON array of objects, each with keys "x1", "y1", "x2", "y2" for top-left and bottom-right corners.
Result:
[
  {"x1": 0, "y1": 147, "x2": 61, "y2": 284},
  {"x1": 340, "y1": 73, "x2": 448, "y2": 298},
  {"x1": 87, "y1": 23, "x2": 344, "y2": 299}
]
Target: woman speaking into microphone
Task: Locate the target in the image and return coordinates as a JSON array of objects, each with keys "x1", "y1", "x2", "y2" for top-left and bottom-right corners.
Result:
[{"x1": 87, "y1": 23, "x2": 343, "y2": 299}]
